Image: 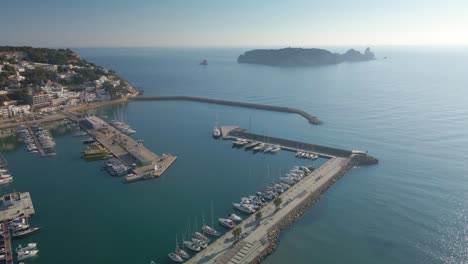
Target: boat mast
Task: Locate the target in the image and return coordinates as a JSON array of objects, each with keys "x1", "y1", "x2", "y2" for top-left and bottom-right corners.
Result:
[{"x1": 211, "y1": 201, "x2": 214, "y2": 227}]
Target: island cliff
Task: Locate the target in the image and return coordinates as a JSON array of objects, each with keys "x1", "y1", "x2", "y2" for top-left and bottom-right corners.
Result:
[{"x1": 238, "y1": 47, "x2": 375, "y2": 67}]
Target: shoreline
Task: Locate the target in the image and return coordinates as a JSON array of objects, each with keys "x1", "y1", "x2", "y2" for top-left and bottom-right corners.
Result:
[{"x1": 0, "y1": 94, "x2": 321, "y2": 129}]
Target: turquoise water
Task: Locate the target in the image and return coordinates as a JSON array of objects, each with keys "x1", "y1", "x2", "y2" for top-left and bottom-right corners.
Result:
[{"x1": 1, "y1": 47, "x2": 467, "y2": 263}]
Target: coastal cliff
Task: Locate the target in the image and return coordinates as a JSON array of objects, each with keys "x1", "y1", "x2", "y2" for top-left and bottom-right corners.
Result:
[{"x1": 238, "y1": 47, "x2": 375, "y2": 67}]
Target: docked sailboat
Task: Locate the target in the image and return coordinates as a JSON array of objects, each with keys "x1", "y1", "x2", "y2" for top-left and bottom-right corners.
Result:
[
  {"x1": 202, "y1": 204, "x2": 221, "y2": 236},
  {"x1": 193, "y1": 232, "x2": 209, "y2": 243},
  {"x1": 263, "y1": 145, "x2": 274, "y2": 153},
  {"x1": 175, "y1": 246, "x2": 189, "y2": 259},
  {"x1": 183, "y1": 240, "x2": 201, "y2": 252},
  {"x1": 191, "y1": 238, "x2": 208, "y2": 248},
  {"x1": 172, "y1": 234, "x2": 189, "y2": 259},
  {"x1": 244, "y1": 141, "x2": 258, "y2": 150},
  {"x1": 168, "y1": 252, "x2": 184, "y2": 263},
  {"x1": 270, "y1": 145, "x2": 281, "y2": 153},
  {"x1": 253, "y1": 143, "x2": 265, "y2": 151},
  {"x1": 202, "y1": 225, "x2": 220, "y2": 237},
  {"x1": 218, "y1": 218, "x2": 235, "y2": 229}
]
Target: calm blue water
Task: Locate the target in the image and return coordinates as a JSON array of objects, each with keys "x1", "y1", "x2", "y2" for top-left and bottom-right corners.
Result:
[{"x1": 2, "y1": 47, "x2": 467, "y2": 263}]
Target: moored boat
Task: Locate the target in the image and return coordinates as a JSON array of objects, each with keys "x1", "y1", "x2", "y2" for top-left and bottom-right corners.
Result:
[
  {"x1": 212, "y1": 127, "x2": 221, "y2": 138},
  {"x1": 228, "y1": 213, "x2": 242, "y2": 222},
  {"x1": 218, "y1": 218, "x2": 235, "y2": 229},
  {"x1": 202, "y1": 225, "x2": 220, "y2": 237},
  {"x1": 13, "y1": 227, "x2": 41, "y2": 239},
  {"x1": 17, "y1": 249, "x2": 39, "y2": 261},
  {"x1": 168, "y1": 252, "x2": 183, "y2": 263},
  {"x1": 183, "y1": 240, "x2": 201, "y2": 252}
]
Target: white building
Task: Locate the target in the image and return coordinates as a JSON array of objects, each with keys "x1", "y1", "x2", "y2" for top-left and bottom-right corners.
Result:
[{"x1": 8, "y1": 105, "x2": 30, "y2": 117}]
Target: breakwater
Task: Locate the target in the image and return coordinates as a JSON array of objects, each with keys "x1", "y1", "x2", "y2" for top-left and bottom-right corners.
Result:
[{"x1": 129, "y1": 96, "x2": 321, "y2": 125}]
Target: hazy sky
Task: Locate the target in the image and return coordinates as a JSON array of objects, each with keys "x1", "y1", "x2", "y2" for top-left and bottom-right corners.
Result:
[{"x1": 1, "y1": 0, "x2": 468, "y2": 47}]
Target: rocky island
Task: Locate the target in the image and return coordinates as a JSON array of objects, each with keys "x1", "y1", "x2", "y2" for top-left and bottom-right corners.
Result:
[{"x1": 238, "y1": 47, "x2": 375, "y2": 67}]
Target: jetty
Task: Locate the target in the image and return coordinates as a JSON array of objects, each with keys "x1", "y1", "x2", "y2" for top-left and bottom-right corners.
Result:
[
  {"x1": 78, "y1": 115, "x2": 176, "y2": 182},
  {"x1": 0, "y1": 192, "x2": 35, "y2": 264},
  {"x1": 186, "y1": 127, "x2": 377, "y2": 264},
  {"x1": 130, "y1": 96, "x2": 321, "y2": 125}
]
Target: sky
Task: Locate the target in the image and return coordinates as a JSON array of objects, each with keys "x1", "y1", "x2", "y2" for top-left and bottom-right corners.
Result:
[{"x1": 1, "y1": 0, "x2": 468, "y2": 48}]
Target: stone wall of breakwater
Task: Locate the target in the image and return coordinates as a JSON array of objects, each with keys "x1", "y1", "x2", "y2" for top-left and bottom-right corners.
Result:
[
  {"x1": 230, "y1": 128, "x2": 352, "y2": 157},
  {"x1": 130, "y1": 96, "x2": 321, "y2": 125},
  {"x1": 250, "y1": 158, "x2": 355, "y2": 264}
]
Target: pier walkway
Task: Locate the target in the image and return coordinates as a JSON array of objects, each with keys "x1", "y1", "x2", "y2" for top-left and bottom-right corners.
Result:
[
  {"x1": 186, "y1": 157, "x2": 350, "y2": 264},
  {"x1": 79, "y1": 115, "x2": 176, "y2": 182},
  {"x1": 2, "y1": 221, "x2": 13, "y2": 264}
]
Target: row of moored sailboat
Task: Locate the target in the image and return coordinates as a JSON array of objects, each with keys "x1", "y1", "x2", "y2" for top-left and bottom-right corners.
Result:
[{"x1": 164, "y1": 165, "x2": 313, "y2": 263}]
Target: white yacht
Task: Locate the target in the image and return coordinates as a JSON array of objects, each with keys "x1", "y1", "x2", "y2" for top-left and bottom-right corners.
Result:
[
  {"x1": 212, "y1": 127, "x2": 221, "y2": 138},
  {"x1": 17, "y1": 250, "x2": 39, "y2": 261},
  {"x1": 270, "y1": 146, "x2": 281, "y2": 153},
  {"x1": 218, "y1": 218, "x2": 236, "y2": 229},
  {"x1": 0, "y1": 177, "x2": 12, "y2": 185},
  {"x1": 232, "y1": 203, "x2": 255, "y2": 214},
  {"x1": 16, "y1": 243, "x2": 37, "y2": 254},
  {"x1": 253, "y1": 143, "x2": 265, "y2": 151},
  {"x1": 228, "y1": 213, "x2": 242, "y2": 222}
]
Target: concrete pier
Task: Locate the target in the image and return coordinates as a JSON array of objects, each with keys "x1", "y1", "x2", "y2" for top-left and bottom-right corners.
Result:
[
  {"x1": 78, "y1": 115, "x2": 177, "y2": 182},
  {"x1": 185, "y1": 128, "x2": 377, "y2": 263},
  {"x1": 186, "y1": 157, "x2": 352, "y2": 264},
  {"x1": 130, "y1": 96, "x2": 321, "y2": 125},
  {"x1": 0, "y1": 192, "x2": 35, "y2": 264}
]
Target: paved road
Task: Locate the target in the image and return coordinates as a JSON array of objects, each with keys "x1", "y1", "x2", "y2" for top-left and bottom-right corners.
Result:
[{"x1": 187, "y1": 157, "x2": 349, "y2": 264}]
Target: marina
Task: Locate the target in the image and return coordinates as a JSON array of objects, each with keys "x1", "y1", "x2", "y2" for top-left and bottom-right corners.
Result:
[
  {"x1": 78, "y1": 115, "x2": 177, "y2": 182},
  {"x1": 161, "y1": 126, "x2": 377, "y2": 263},
  {"x1": 16, "y1": 124, "x2": 56, "y2": 157}
]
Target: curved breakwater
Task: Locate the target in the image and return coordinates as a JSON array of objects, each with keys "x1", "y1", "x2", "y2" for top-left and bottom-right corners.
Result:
[{"x1": 129, "y1": 96, "x2": 321, "y2": 125}]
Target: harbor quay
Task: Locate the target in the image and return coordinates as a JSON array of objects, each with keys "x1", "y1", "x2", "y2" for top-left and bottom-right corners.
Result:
[
  {"x1": 78, "y1": 115, "x2": 177, "y2": 182},
  {"x1": 0, "y1": 192, "x2": 35, "y2": 264},
  {"x1": 184, "y1": 127, "x2": 377, "y2": 264},
  {"x1": 186, "y1": 157, "x2": 352, "y2": 264}
]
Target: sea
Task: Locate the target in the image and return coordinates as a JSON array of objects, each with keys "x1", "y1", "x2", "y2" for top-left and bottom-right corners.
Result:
[{"x1": 0, "y1": 47, "x2": 466, "y2": 264}]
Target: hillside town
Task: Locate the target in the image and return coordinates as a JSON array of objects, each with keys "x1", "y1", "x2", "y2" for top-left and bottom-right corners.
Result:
[{"x1": 0, "y1": 46, "x2": 138, "y2": 121}]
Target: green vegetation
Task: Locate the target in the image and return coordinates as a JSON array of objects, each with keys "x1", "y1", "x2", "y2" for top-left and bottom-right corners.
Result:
[
  {"x1": 255, "y1": 211, "x2": 263, "y2": 225},
  {"x1": 0, "y1": 46, "x2": 86, "y2": 65},
  {"x1": 232, "y1": 226, "x2": 242, "y2": 241},
  {"x1": 273, "y1": 197, "x2": 283, "y2": 210},
  {"x1": 23, "y1": 68, "x2": 55, "y2": 85},
  {"x1": 0, "y1": 90, "x2": 28, "y2": 105}
]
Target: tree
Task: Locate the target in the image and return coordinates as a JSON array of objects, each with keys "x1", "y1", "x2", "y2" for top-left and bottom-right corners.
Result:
[
  {"x1": 255, "y1": 211, "x2": 263, "y2": 225},
  {"x1": 273, "y1": 197, "x2": 283, "y2": 210},
  {"x1": 232, "y1": 226, "x2": 242, "y2": 241}
]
